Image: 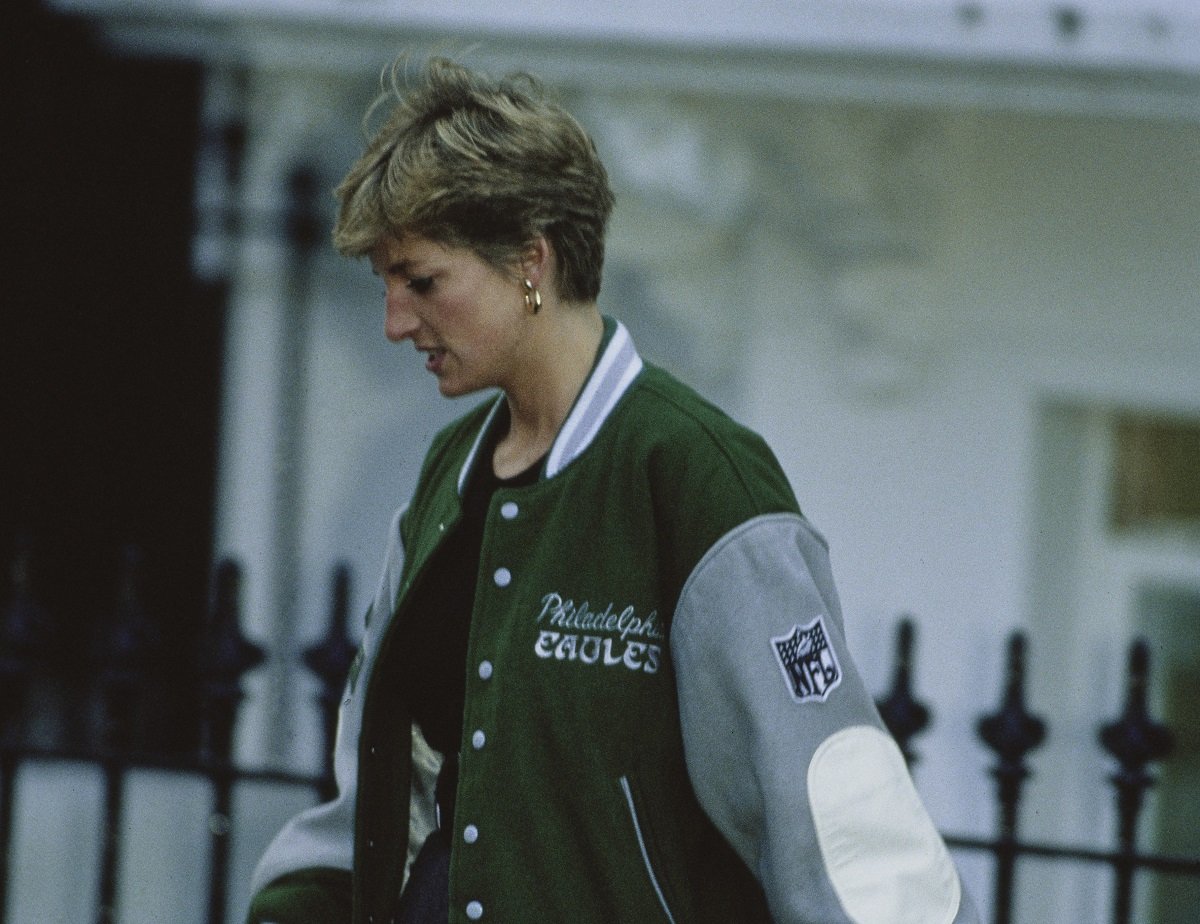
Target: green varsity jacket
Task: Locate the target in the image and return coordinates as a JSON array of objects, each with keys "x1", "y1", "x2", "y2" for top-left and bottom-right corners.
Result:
[{"x1": 248, "y1": 318, "x2": 975, "y2": 924}]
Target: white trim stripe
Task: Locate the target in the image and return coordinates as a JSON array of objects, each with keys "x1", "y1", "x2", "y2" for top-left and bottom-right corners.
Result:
[
  {"x1": 620, "y1": 776, "x2": 679, "y2": 924},
  {"x1": 457, "y1": 395, "x2": 505, "y2": 495},
  {"x1": 546, "y1": 322, "x2": 643, "y2": 477}
]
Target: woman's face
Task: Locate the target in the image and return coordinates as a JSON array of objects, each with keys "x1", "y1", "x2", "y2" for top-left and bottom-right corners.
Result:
[{"x1": 371, "y1": 234, "x2": 528, "y2": 398}]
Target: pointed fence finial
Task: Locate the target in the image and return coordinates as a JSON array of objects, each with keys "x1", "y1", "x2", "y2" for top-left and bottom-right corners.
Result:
[
  {"x1": 199, "y1": 559, "x2": 265, "y2": 762},
  {"x1": 1099, "y1": 637, "x2": 1174, "y2": 924},
  {"x1": 1, "y1": 532, "x2": 53, "y2": 743},
  {"x1": 98, "y1": 544, "x2": 163, "y2": 751},
  {"x1": 876, "y1": 616, "x2": 931, "y2": 765},
  {"x1": 976, "y1": 631, "x2": 1048, "y2": 924},
  {"x1": 304, "y1": 563, "x2": 357, "y2": 796}
]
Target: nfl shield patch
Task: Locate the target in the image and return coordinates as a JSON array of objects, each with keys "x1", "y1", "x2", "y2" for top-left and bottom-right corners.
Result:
[{"x1": 772, "y1": 616, "x2": 842, "y2": 704}]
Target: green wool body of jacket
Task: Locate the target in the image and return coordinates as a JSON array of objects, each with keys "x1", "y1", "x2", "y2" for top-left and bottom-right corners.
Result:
[{"x1": 248, "y1": 319, "x2": 976, "y2": 924}]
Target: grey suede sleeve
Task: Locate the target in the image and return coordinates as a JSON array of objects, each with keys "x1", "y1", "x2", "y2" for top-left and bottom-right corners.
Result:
[{"x1": 672, "y1": 512, "x2": 978, "y2": 924}]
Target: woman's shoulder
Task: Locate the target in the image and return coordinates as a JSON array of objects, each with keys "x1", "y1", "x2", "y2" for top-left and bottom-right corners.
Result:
[
  {"x1": 615, "y1": 362, "x2": 801, "y2": 586},
  {"x1": 621, "y1": 363, "x2": 798, "y2": 509},
  {"x1": 625, "y1": 363, "x2": 768, "y2": 456}
]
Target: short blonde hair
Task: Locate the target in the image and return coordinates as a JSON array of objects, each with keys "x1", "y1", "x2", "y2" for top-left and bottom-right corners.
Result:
[{"x1": 334, "y1": 57, "x2": 614, "y2": 303}]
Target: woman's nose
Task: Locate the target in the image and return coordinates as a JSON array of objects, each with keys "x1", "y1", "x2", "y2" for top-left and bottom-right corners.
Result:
[{"x1": 384, "y1": 293, "x2": 419, "y2": 342}]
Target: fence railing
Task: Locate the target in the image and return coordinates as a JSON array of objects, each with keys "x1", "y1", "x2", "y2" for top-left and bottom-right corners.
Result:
[
  {"x1": 877, "y1": 619, "x2": 1200, "y2": 924},
  {"x1": 1, "y1": 541, "x2": 1197, "y2": 923},
  {"x1": 0, "y1": 542, "x2": 351, "y2": 924}
]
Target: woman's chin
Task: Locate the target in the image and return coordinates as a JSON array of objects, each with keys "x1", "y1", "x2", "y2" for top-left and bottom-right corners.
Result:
[{"x1": 436, "y1": 377, "x2": 480, "y2": 399}]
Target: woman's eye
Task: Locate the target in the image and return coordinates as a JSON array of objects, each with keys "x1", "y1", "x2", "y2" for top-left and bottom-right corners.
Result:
[{"x1": 407, "y1": 276, "x2": 434, "y2": 294}]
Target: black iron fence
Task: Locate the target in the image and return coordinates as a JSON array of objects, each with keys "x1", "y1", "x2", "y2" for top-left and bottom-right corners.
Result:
[
  {"x1": 877, "y1": 620, "x2": 1200, "y2": 923},
  {"x1": 1, "y1": 542, "x2": 1197, "y2": 923},
  {"x1": 0, "y1": 542, "x2": 352, "y2": 924}
]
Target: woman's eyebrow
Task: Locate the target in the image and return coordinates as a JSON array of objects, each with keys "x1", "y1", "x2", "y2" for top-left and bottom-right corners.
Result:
[{"x1": 373, "y1": 257, "x2": 420, "y2": 276}]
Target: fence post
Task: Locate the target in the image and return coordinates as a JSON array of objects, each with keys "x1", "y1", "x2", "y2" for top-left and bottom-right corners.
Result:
[
  {"x1": 94, "y1": 545, "x2": 160, "y2": 924},
  {"x1": 876, "y1": 617, "x2": 931, "y2": 765},
  {"x1": 304, "y1": 564, "x2": 357, "y2": 802},
  {"x1": 200, "y1": 559, "x2": 265, "y2": 924},
  {"x1": 0, "y1": 534, "x2": 51, "y2": 924},
  {"x1": 1099, "y1": 639, "x2": 1174, "y2": 924},
  {"x1": 977, "y1": 633, "x2": 1047, "y2": 924}
]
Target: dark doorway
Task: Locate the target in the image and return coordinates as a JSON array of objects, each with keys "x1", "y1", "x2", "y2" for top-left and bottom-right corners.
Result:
[{"x1": 3, "y1": 1, "x2": 221, "y2": 754}]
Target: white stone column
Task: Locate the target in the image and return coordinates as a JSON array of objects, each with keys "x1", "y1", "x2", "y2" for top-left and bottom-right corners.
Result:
[{"x1": 209, "y1": 66, "x2": 354, "y2": 769}]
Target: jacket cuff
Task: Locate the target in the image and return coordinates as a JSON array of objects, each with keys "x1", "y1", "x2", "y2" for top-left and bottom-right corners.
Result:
[{"x1": 246, "y1": 867, "x2": 352, "y2": 924}]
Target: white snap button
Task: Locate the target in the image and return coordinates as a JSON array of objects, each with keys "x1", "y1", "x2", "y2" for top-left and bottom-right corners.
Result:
[
  {"x1": 463, "y1": 824, "x2": 479, "y2": 844},
  {"x1": 472, "y1": 729, "x2": 486, "y2": 750},
  {"x1": 478, "y1": 660, "x2": 493, "y2": 680},
  {"x1": 466, "y1": 901, "x2": 483, "y2": 920},
  {"x1": 493, "y1": 567, "x2": 511, "y2": 587},
  {"x1": 500, "y1": 501, "x2": 519, "y2": 519}
]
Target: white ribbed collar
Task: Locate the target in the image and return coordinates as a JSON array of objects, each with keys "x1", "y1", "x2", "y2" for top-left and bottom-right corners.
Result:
[{"x1": 456, "y1": 318, "x2": 644, "y2": 493}]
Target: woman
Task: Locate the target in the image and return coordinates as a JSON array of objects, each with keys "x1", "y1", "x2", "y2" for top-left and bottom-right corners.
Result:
[{"x1": 247, "y1": 58, "x2": 977, "y2": 924}]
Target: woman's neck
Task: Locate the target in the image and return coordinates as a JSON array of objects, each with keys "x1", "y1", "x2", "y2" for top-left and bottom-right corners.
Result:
[{"x1": 493, "y1": 305, "x2": 604, "y2": 479}]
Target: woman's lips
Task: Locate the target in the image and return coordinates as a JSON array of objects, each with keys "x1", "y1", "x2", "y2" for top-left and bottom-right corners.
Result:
[{"x1": 424, "y1": 348, "x2": 445, "y2": 374}]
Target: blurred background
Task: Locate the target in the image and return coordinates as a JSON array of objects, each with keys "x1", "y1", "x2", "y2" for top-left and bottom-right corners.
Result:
[{"x1": 3, "y1": 0, "x2": 1198, "y2": 921}]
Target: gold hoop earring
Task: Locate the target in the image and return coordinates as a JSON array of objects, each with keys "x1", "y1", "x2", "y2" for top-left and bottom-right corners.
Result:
[{"x1": 523, "y1": 278, "x2": 542, "y2": 314}]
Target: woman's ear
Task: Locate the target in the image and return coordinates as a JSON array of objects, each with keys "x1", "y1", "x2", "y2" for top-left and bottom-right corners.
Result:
[{"x1": 520, "y1": 235, "x2": 552, "y2": 289}]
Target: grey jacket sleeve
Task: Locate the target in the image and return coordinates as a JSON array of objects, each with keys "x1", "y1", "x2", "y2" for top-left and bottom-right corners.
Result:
[
  {"x1": 672, "y1": 512, "x2": 978, "y2": 924},
  {"x1": 249, "y1": 507, "x2": 440, "y2": 896}
]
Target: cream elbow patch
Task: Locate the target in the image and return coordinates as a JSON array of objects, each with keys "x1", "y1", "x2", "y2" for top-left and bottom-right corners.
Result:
[{"x1": 807, "y1": 726, "x2": 961, "y2": 924}]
